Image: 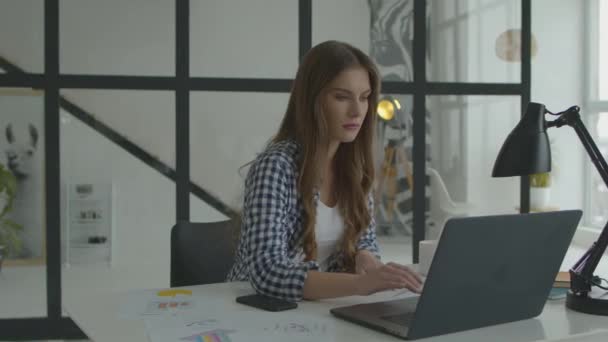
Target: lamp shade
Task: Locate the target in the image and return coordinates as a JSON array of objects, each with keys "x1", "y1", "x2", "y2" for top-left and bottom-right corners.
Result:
[
  {"x1": 377, "y1": 96, "x2": 401, "y2": 121},
  {"x1": 492, "y1": 102, "x2": 552, "y2": 177}
]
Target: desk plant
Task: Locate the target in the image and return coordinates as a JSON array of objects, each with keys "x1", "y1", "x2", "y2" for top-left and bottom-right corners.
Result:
[
  {"x1": 0, "y1": 162, "x2": 22, "y2": 262},
  {"x1": 529, "y1": 172, "x2": 551, "y2": 210}
]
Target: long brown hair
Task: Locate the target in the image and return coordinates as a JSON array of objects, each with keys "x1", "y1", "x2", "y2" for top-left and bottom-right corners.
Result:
[{"x1": 273, "y1": 40, "x2": 380, "y2": 272}]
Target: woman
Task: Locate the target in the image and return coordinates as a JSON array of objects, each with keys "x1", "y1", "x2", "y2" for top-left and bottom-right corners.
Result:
[{"x1": 227, "y1": 41, "x2": 422, "y2": 302}]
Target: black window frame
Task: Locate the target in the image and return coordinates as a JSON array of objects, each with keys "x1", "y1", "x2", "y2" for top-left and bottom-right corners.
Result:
[{"x1": 0, "y1": 0, "x2": 530, "y2": 339}]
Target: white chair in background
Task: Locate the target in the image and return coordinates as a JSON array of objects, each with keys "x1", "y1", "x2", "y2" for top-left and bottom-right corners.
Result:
[{"x1": 427, "y1": 167, "x2": 474, "y2": 240}]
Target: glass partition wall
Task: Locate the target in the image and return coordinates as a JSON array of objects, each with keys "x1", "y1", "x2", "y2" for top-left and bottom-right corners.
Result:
[{"x1": 0, "y1": 1, "x2": 531, "y2": 339}]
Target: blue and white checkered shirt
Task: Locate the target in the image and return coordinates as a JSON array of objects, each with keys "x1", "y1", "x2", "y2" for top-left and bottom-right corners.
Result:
[{"x1": 226, "y1": 139, "x2": 380, "y2": 302}]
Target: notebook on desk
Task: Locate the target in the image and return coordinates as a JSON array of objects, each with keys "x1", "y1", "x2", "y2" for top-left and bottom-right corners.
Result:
[{"x1": 330, "y1": 210, "x2": 582, "y2": 340}]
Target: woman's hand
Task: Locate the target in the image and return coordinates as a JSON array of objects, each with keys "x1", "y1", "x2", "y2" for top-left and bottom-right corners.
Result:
[
  {"x1": 355, "y1": 250, "x2": 383, "y2": 274},
  {"x1": 356, "y1": 262, "x2": 423, "y2": 295}
]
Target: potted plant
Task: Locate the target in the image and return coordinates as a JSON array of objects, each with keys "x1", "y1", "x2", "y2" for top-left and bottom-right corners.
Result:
[
  {"x1": 529, "y1": 172, "x2": 551, "y2": 210},
  {"x1": 0, "y1": 162, "x2": 23, "y2": 266}
]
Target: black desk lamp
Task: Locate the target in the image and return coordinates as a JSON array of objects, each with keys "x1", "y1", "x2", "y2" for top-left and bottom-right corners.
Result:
[{"x1": 493, "y1": 102, "x2": 608, "y2": 315}]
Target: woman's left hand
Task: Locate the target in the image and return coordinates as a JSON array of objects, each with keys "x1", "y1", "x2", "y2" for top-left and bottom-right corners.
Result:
[{"x1": 355, "y1": 250, "x2": 383, "y2": 274}]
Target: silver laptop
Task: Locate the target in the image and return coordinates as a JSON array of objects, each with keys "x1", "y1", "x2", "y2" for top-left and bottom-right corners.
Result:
[{"x1": 330, "y1": 210, "x2": 582, "y2": 340}]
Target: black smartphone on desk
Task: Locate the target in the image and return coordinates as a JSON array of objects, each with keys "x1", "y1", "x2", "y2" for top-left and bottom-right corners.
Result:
[{"x1": 236, "y1": 294, "x2": 297, "y2": 312}]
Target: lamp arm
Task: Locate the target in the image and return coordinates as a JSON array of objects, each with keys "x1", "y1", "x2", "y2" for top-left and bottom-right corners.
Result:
[{"x1": 547, "y1": 106, "x2": 608, "y2": 294}]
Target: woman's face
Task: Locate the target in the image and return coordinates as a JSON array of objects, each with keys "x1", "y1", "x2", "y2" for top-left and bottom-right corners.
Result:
[{"x1": 322, "y1": 66, "x2": 371, "y2": 144}]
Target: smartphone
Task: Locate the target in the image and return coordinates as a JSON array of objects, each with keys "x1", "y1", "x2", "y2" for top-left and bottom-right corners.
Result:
[{"x1": 235, "y1": 294, "x2": 298, "y2": 312}]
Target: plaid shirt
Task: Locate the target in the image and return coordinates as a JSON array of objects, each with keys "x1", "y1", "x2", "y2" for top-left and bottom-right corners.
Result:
[{"x1": 226, "y1": 139, "x2": 380, "y2": 302}]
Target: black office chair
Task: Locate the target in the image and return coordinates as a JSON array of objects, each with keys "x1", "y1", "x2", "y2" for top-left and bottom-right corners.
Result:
[{"x1": 170, "y1": 220, "x2": 238, "y2": 287}]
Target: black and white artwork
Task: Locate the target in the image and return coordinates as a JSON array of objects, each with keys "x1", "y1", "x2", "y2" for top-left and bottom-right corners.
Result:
[
  {"x1": 369, "y1": 0, "x2": 432, "y2": 235},
  {"x1": 0, "y1": 92, "x2": 45, "y2": 260}
]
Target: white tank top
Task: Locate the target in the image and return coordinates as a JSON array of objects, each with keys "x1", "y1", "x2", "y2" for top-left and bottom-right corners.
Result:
[{"x1": 315, "y1": 201, "x2": 345, "y2": 271}]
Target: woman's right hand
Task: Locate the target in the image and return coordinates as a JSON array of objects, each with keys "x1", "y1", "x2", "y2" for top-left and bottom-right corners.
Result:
[{"x1": 357, "y1": 262, "x2": 423, "y2": 295}]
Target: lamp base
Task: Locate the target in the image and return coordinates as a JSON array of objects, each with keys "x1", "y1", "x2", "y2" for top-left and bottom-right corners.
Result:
[{"x1": 566, "y1": 291, "x2": 608, "y2": 315}]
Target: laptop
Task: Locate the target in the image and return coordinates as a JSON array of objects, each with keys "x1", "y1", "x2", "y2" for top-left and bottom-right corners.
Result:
[{"x1": 330, "y1": 210, "x2": 582, "y2": 340}]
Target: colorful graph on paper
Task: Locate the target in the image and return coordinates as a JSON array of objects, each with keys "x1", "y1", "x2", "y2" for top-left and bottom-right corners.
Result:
[
  {"x1": 180, "y1": 328, "x2": 235, "y2": 342},
  {"x1": 143, "y1": 300, "x2": 194, "y2": 315}
]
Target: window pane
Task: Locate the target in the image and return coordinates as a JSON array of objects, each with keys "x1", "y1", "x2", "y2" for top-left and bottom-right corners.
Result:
[
  {"x1": 190, "y1": 0, "x2": 298, "y2": 78},
  {"x1": 59, "y1": 89, "x2": 179, "y2": 316},
  {"x1": 590, "y1": 112, "x2": 608, "y2": 226},
  {"x1": 588, "y1": 155, "x2": 608, "y2": 227},
  {"x1": 190, "y1": 92, "x2": 288, "y2": 211},
  {"x1": 0, "y1": 89, "x2": 47, "y2": 318},
  {"x1": 600, "y1": 0, "x2": 608, "y2": 100},
  {"x1": 597, "y1": 112, "x2": 608, "y2": 141},
  {"x1": 60, "y1": 0, "x2": 174, "y2": 75},
  {"x1": 313, "y1": 0, "x2": 371, "y2": 56},
  {"x1": 427, "y1": 96, "x2": 520, "y2": 239},
  {"x1": 0, "y1": 0, "x2": 44, "y2": 73},
  {"x1": 315, "y1": 0, "x2": 419, "y2": 82},
  {"x1": 374, "y1": 94, "x2": 415, "y2": 240},
  {"x1": 429, "y1": 0, "x2": 522, "y2": 83},
  {"x1": 60, "y1": 89, "x2": 175, "y2": 168},
  {"x1": 373, "y1": 93, "x2": 425, "y2": 262}
]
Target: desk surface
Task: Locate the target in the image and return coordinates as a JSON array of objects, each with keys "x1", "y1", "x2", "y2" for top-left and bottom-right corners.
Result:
[
  {"x1": 3, "y1": 241, "x2": 608, "y2": 341},
  {"x1": 64, "y1": 279, "x2": 608, "y2": 342}
]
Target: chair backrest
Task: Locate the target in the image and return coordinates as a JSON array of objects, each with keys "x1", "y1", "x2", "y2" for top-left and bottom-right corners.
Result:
[
  {"x1": 428, "y1": 167, "x2": 455, "y2": 207},
  {"x1": 428, "y1": 168, "x2": 444, "y2": 222},
  {"x1": 170, "y1": 220, "x2": 237, "y2": 287},
  {"x1": 427, "y1": 167, "x2": 458, "y2": 239},
  {"x1": 427, "y1": 167, "x2": 474, "y2": 239}
]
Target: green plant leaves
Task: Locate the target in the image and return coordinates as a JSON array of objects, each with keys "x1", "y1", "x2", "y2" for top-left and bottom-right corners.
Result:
[
  {"x1": 530, "y1": 172, "x2": 551, "y2": 188},
  {"x1": 0, "y1": 219, "x2": 24, "y2": 256},
  {"x1": 0, "y1": 163, "x2": 22, "y2": 256}
]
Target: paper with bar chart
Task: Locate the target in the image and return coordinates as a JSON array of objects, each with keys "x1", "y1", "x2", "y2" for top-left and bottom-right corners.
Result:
[{"x1": 118, "y1": 288, "x2": 209, "y2": 319}]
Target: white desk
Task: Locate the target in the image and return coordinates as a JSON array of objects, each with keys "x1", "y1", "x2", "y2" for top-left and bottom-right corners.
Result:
[
  {"x1": 0, "y1": 263, "x2": 167, "y2": 319},
  {"x1": 63, "y1": 280, "x2": 608, "y2": 342},
  {"x1": 2, "y1": 239, "x2": 608, "y2": 340}
]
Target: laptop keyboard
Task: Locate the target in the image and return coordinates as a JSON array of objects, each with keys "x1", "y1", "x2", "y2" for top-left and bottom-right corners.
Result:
[{"x1": 381, "y1": 312, "x2": 415, "y2": 326}]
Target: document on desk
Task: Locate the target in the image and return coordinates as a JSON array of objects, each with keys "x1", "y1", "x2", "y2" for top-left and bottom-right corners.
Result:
[
  {"x1": 118, "y1": 288, "x2": 223, "y2": 319},
  {"x1": 144, "y1": 311, "x2": 334, "y2": 342}
]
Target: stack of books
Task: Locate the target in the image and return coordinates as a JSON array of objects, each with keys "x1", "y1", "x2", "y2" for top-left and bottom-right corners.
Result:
[
  {"x1": 554, "y1": 271, "x2": 571, "y2": 288},
  {"x1": 548, "y1": 271, "x2": 570, "y2": 300}
]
